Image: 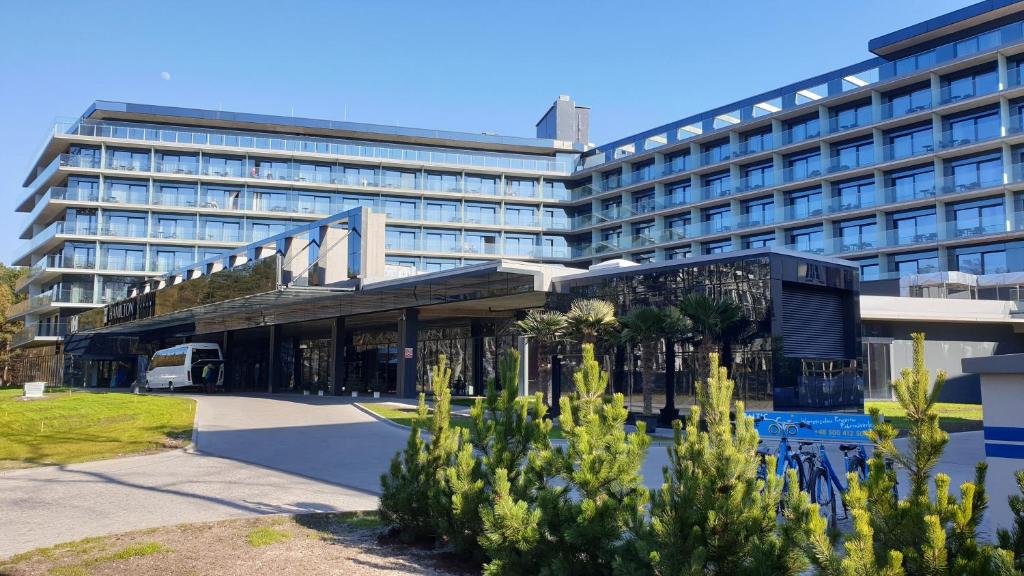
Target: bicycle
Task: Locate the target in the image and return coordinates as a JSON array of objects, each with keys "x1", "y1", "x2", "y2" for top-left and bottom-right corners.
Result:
[
  {"x1": 807, "y1": 442, "x2": 898, "y2": 530},
  {"x1": 754, "y1": 417, "x2": 813, "y2": 495}
]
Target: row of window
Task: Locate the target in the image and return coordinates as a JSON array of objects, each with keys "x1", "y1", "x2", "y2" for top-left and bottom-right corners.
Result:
[{"x1": 64, "y1": 146, "x2": 570, "y2": 198}]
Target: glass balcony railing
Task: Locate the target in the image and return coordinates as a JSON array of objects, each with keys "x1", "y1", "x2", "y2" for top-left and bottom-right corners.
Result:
[
  {"x1": 700, "y1": 221, "x2": 732, "y2": 235},
  {"x1": 827, "y1": 194, "x2": 877, "y2": 214},
  {"x1": 99, "y1": 256, "x2": 149, "y2": 272},
  {"x1": 150, "y1": 228, "x2": 197, "y2": 241},
  {"x1": 779, "y1": 127, "x2": 820, "y2": 147},
  {"x1": 880, "y1": 100, "x2": 932, "y2": 121},
  {"x1": 782, "y1": 242, "x2": 826, "y2": 255},
  {"x1": 735, "y1": 214, "x2": 776, "y2": 230},
  {"x1": 784, "y1": 205, "x2": 824, "y2": 221},
  {"x1": 828, "y1": 113, "x2": 876, "y2": 134},
  {"x1": 105, "y1": 158, "x2": 150, "y2": 172},
  {"x1": 99, "y1": 224, "x2": 148, "y2": 238},
  {"x1": 12, "y1": 322, "x2": 67, "y2": 347},
  {"x1": 885, "y1": 228, "x2": 939, "y2": 247},
  {"x1": 54, "y1": 119, "x2": 572, "y2": 174},
  {"x1": 939, "y1": 83, "x2": 999, "y2": 106},
  {"x1": 937, "y1": 128, "x2": 1001, "y2": 150},
  {"x1": 781, "y1": 166, "x2": 823, "y2": 183},
  {"x1": 945, "y1": 220, "x2": 1008, "y2": 240},
  {"x1": 827, "y1": 154, "x2": 875, "y2": 174},
  {"x1": 881, "y1": 140, "x2": 935, "y2": 162},
  {"x1": 700, "y1": 184, "x2": 732, "y2": 201},
  {"x1": 832, "y1": 236, "x2": 879, "y2": 254},
  {"x1": 733, "y1": 176, "x2": 774, "y2": 194}
]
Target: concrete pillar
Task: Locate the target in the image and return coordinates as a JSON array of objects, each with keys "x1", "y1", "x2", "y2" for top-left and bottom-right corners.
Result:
[
  {"x1": 397, "y1": 308, "x2": 419, "y2": 398},
  {"x1": 550, "y1": 353, "x2": 562, "y2": 417},
  {"x1": 280, "y1": 236, "x2": 307, "y2": 286},
  {"x1": 221, "y1": 331, "x2": 230, "y2": 390},
  {"x1": 659, "y1": 339, "x2": 678, "y2": 427},
  {"x1": 471, "y1": 320, "x2": 485, "y2": 395},
  {"x1": 319, "y1": 225, "x2": 350, "y2": 284},
  {"x1": 517, "y1": 335, "x2": 529, "y2": 396},
  {"x1": 330, "y1": 316, "x2": 346, "y2": 395},
  {"x1": 267, "y1": 324, "x2": 280, "y2": 393}
]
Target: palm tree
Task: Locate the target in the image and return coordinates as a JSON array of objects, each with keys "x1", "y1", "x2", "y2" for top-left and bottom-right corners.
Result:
[
  {"x1": 677, "y1": 294, "x2": 747, "y2": 376},
  {"x1": 515, "y1": 310, "x2": 566, "y2": 404},
  {"x1": 619, "y1": 307, "x2": 691, "y2": 417},
  {"x1": 564, "y1": 298, "x2": 618, "y2": 345}
]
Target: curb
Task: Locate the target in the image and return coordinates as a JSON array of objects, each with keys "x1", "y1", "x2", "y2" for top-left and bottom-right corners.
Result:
[{"x1": 352, "y1": 402, "x2": 418, "y2": 434}]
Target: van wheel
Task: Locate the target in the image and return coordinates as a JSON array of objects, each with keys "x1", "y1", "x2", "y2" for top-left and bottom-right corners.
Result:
[
  {"x1": 145, "y1": 385, "x2": 152, "y2": 393},
  {"x1": 168, "y1": 382, "x2": 175, "y2": 393}
]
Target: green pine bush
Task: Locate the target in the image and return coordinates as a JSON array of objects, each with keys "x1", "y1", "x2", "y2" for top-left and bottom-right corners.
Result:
[{"x1": 643, "y1": 352, "x2": 820, "y2": 575}]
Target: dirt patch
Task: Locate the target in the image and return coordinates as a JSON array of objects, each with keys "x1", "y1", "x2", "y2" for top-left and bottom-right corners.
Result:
[{"x1": 0, "y1": 513, "x2": 472, "y2": 576}]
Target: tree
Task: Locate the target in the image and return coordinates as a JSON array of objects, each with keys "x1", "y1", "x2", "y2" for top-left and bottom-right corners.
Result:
[
  {"x1": 0, "y1": 264, "x2": 27, "y2": 385},
  {"x1": 379, "y1": 354, "x2": 458, "y2": 543},
  {"x1": 564, "y1": 298, "x2": 617, "y2": 345},
  {"x1": 516, "y1": 310, "x2": 567, "y2": 405},
  {"x1": 678, "y1": 294, "x2": 747, "y2": 376},
  {"x1": 805, "y1": 333, "x2": 1018, "y2": 576},
  {"x1": 439, "y1": 349, "x2": 552, "y2": 562},
  {"x1": 643, "y1": 352, "x2": 820, "y2": 575},
  {"x1": 479, "y1": 343, "x2": 650, "y2": 575},
  {"x1": 618, "y1": 306, "x2": 691, "y2": 417},
  {"x1": 997, "y1": 471, "x2": 1024, "y2": 571}
]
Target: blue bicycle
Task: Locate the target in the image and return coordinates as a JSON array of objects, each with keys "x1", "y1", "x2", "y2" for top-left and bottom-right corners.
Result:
[
  {"x1": 754, "y1": 417, "x2": 813, "y2": 494},
  {"x1": 806, "y1": 442, "x2": 898, "y2": 529}
]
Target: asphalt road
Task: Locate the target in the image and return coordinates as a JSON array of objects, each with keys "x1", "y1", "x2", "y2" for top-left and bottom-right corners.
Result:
[{"x1": 0, "y1": 394, "x2": 407, "y2": 559}]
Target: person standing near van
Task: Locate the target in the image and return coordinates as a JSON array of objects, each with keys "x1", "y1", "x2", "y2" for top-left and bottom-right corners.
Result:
[{"x1": 202, "y1": 362, "x2": 216, "y2": 393}]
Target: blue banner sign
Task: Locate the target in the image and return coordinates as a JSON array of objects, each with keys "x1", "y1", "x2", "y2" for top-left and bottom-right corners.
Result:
[{"x1": 746, "y1": 411, "x2": 875, "y2": 443}]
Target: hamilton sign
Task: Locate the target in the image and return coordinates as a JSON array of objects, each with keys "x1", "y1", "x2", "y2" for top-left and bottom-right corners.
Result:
[{"x1": 103, "y1": 292, "x2": 156, "y2": 326}]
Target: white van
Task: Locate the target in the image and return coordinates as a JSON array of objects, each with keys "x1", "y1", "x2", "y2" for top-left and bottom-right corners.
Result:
[{"x1": 146, "y1": 343, "x2": 224, "y2": 392}]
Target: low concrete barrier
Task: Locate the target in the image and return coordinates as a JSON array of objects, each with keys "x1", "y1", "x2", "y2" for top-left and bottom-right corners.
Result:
[{"x1": 23, "y1": 381, "x2": 46, "y2": 398}]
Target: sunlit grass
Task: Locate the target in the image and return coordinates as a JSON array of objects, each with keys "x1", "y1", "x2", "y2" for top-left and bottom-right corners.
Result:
[
  {"x1": 866, "y1": 401, "x2": 983, "y2": 434},
  {"x1": 246, "y1": 527, "x2": 292, "y2": 548},
  {"x1": 0, "y1": 389, "x2": 195, "y2": 469}
]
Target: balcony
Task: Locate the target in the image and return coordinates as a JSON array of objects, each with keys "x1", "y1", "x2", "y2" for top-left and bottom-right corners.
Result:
[
  {"x1": 885, "y1": 228, "x2": 939, "y2": 247},
  {"x1": 12, "y1": 322, "x2": 66, "y2": 348},
  {"x1": 880, "y1": 100, "x2": 932, "y2": 121},
  {"x1": 936, "y1": 128, "x2": 1000, "y2": 151}
]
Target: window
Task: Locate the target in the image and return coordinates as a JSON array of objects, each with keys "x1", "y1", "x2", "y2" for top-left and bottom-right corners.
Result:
[
  {"x1": 601, "y1": 227, "x2": 622, "y2": 243},
  {"x1": 744, "y1": 233, "x2": 775, "y2": 249},
  {"x1": 785, "y1": 151, "x2": 821, "y2": 181},
  {"x1": 340, "y1": 165, "x2": 377, "y2": 187},
  {"x1": 667, "y1": 181, "x2": 692, "y2": 206},
  {"x1": 666, "y1": 215, "x2": 691, "y2": 240},
  {"x1": 156, "y1": 183, "x2": 197, "y2": 207},
  {"x1": 702, "y1": 206, "x2": 732, "y2": 233},
  {"x1": 465, "y1": 175, "x2": 497, "y2": 195},
  {"x1": 835, "y1": 218, "x2": 877, "y2": 252},
  {"x1": 888, "y1": 166, "x2": 935, "y2": 202},
  {"x1": 463, "y1": 233, "x2": 497, "y2": 254},
  {"x1": 666, "y1": 247, "x2": 691, "y2": 260},
  {"x1": 786, "y1": 188, "x2": 823, "y2": 219},
  {"x1": 250, "y1": 222, "x2": 289, "y2": 241},
  {"x1": 543, "y1": 180, "x2": 568, "y2": 200},
  {"x1": 251, "y1": 189, "x2": 289, "y2": 212},
  {"x1": 157, "y1": 153, "x2": 198, "y2": 174},
  {"x1": 106, "y1": 148, "x2": 150, "y2": 171},
  {"x1": 742, "y1": 129, "x2": 773, "y2": 154},
  {"x1": 788, "y1": 226, "x2": 824, "y2": 253},
  {"x1": 68, "y1": 177, "x2": 100, "y2": 201},
  {"x1": 633, "y1": 221, "x2": 656, "y2": 244},
  {"x1": 104, "y1": 214, "x2": 147, "y2": 237},
  {"x1": 296, "y1": 161, "x2": 331, "y2": 182},
  {"x1": 947, "y1": 153, "x2": 1002, "y2": 191},
  {"x1": 103, "y1": 247, "x2": 146, "y2": 271},
  {"x1": 942, "y1": 66, "x2": 999, "y2": 103},
  {"x1": 506, "y1": 179, "x2": 537, "y2": 198},
  {"x1": 949, "y1": 198, "x2": 1005, "y2": 237},
  {"x1": 424, "y1": 201, "x2": 460, "y2": 222},
  {"x1": 385, "y1": 228, "x2": 418, "y2": 250},
  {"x1": 835, "y1": 178, "x2": 875, "y2": 211},
  {"x1": 884, "y1": 85, "x2": 931, "y2": 118},
  {"x1": 465, "y1": 204, "x2": 498, "y2": 225},
  {"x1": 945, "y1": 109, "x2": 1000, "y2": 146},
  {"x1": 153, "y1": 249, "x2": 196, "y2": 272},
  {"x1": 423, "y1": 259, "x2": 459, "y2": 272},
  {"x1": 504, "y1": 235, "x2": 537, "y2": 256},
  {"x1": 203, "y1": 155, "x2": 244, "y2": 177},
  {"x1": 383, "y1": 198, "x2": 419, "y2": 220},
  {"x1": 890, "y1": 208, "x2": 937, "y2": 245},
  {"x1": 784, "y1": 116, "x2": 820, "y2": 144},
  {"x1": 505, "y1": 206, "x2": 536, "y2": 226},
  {"x1": 742, "y1": 197, "x2": 775, "y2": 226},
  {"x1": 856, "y1": 259, "x2": 881, "y2": 281},
  {"x1": 424, "y1": 230, "x2": 458, "y2": 252},
  {"x1": 703, "y1": 239, "x2": 733, "y2": 255},
  {"x1": 425, "y1": 172, "x2": 462, "y2": 193},
  {"x1": 665, "y1": 151, "x2": 692, "y2": 174},
  {"x1": 886, "y1": 124, "x2": 933, "y2": 160},
  {"x1": 155, "y1": 216, "x2": 195, "y2": 240},
  {"x1": 832, "y1": 138, "x2": 874, "y2": 170},
  {"x1": 105, "y1": 180, "x2": 148, "y2": 204},
  {"x1": 296, "y1": 194, "x2": 332, "y2": 215},
  {"x1": 378, "y1": 169, "x2": 415, "y2": 189},
  {"x1": 702, "y1": 140, "x2": 731, "y2": 164},
  {"x1": 830, "y1": 101, "x2": 872, "y2": 132},
  {"x1": 894, "y1": 251, "x2": 939, "y2": 275},
  {"x1": 203, "y1": 220, "x2": 242, "y2": 242},
  {"x1": 65, "y1": 243, "x2": 96, "y2": 269},
  {"x1": 600, "y1": 170, "x2": 621, "y2": 190},
  {"x1": 66, "y1": 145, "x2": 101, "y2": 168},
  {"x1": 955, "y1": 246, "x2": 1008, "y2": 274},
  {"x1": 200, "y1": 186, "x2": 240, "y2": 210},
  {"x1": 742, "y1": 162, "x2": 773, "y2": 190},
  {"x1": 633, "y1": 191, "x2": 656, "y2": 213},
  {"x1": 703, "y1": 172, "x2": 731, "y2": 198}
]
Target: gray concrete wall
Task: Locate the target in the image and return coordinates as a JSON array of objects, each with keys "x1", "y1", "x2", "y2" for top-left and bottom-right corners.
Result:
[{"x1": 864, "y1": 320, "x2": 1024, "y2": 403}]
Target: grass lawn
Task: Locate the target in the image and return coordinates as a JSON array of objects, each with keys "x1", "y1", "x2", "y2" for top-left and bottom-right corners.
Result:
[
  {"x1": 0, "y1": 389, "x2": 196, "y2": 470},
  {"x1": 866, "y1": 401, "x2": 983, "y2": 434},
  {"x1": 0, "y1": 512, "x2": 461, "y2": 576}
]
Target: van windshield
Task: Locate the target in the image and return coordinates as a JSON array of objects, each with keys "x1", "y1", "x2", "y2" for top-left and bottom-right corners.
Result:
[{"x1": 151, "y1": 347, "x2": 187, "y2": 368}]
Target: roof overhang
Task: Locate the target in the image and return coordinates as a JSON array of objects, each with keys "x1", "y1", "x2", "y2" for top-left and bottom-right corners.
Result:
[{"x1": 868, "y1": 0, "x2": 1024, "y2": 57}]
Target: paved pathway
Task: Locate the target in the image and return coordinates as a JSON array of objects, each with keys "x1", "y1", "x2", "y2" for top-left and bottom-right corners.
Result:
[
  {"x1": 0, "y1": 392, "x2": 992, "y2": 559},
  {"x1": 0, "y1": 394, "x2": 407, "y2": 559}
]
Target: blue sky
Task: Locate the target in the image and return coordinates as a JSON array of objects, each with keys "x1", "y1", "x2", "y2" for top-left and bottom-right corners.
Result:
[{"x1": 0, "y1": 0, "x2": 972, "y2": 264}]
